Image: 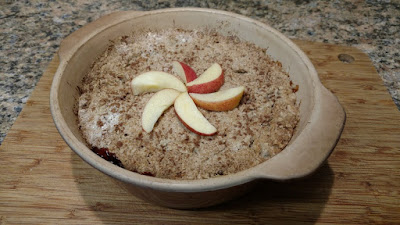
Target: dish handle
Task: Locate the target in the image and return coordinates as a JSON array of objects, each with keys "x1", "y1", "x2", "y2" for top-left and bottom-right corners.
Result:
[
  {"x1": 255, "y1": 86, "x2": 346, "y2": 180},
  {"x1": 58, "y1": 11, "x2": 144, "y2": 62}
]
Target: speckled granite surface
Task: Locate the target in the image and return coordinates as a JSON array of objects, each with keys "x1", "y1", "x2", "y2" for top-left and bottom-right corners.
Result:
[{"x1": 0, "y1": 0, "x2": 399, "y2": 144}]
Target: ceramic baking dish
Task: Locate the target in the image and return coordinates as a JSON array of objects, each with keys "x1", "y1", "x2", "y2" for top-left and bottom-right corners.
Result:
[{"x1": 50, "y1": 8, "x2": 345, "y2": 209}]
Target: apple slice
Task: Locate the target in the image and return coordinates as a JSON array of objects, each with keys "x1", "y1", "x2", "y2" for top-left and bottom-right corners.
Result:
[
  {"x1": 174, "y1": 92, "x2": 217, "y2": 136},
  {"x1": 131, "y1": 71, "x2": 186, "y2": 95},
  {"x1": 189, "y1": 86, "x2": 245, "y2": 111},
  {"x1": 172, "y1": 61, "x2": 197, "y2": 84},
  {"x1": 142, "y1": 89, "x2": 181, "y2": 133},
  {"x1": 186, "y1": 63, "x2": 224, "y2": 94}
]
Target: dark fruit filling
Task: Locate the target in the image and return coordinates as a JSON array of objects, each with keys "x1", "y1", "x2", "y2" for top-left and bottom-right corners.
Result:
[{"x1": 91, "y1": 147, "x2": 124, "y2": 168}]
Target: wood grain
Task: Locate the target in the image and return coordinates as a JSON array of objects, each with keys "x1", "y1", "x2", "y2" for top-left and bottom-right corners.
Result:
[{"x1": 1, "y1": 41, "x2": 399, "y2": 224}]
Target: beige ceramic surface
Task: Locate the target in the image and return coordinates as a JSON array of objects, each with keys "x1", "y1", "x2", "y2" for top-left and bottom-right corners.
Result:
[{"x1": 50, "y1": 8, "x2": 345, "y2": 208}]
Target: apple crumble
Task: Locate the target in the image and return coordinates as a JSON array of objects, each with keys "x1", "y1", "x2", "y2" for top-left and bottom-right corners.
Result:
[{"x1": 77, "y1": 29, "x2": 300, "y2": 180}]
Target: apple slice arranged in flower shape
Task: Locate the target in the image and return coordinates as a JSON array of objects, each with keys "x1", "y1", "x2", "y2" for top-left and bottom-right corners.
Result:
[
  {"x1": 174, "y1": 92, "x2": 217, "y2": 136},
  {"x1": 131, "y1": 71, "x2": 187, "y2": 95},
  {"x1": 186, "y1": 63, "x2": 224, "y2": 94},
  {"x1": 142, "y1": 89, "x2": 181, "y2": 133},
  {"x1": 131, "y1": 62, "x2": 244, "y2": 136},
  {"x1": 189, "y1": 86, "x2": 245, "y2": 111},
  {"x1": 172, "y1": 61, "x2": 197, "y2": 84}
]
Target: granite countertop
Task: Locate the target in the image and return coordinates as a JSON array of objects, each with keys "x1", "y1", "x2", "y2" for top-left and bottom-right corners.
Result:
[{"x1": 0, "y1": 0, "x2": 399, "y2": 144}]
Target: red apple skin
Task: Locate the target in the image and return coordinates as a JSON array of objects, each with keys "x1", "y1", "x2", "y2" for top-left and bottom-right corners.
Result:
[
  {"x1": 190, "y1": 91, "x2": 244, "y2": 111},
  {"x1": 179, "y1": 62, "x2": 197, "y2": 83},
  {"x1": 174, "y1": 109, "x2": 217, "y2": 136},
  {"x1": 187, "y1": 71, "x2": 224, "y2": 94}
]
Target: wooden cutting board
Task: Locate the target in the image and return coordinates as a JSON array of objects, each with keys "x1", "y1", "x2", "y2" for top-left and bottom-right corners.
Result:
[{"x1": 1, "y1": 40, "x2": 399, "y2": 225}]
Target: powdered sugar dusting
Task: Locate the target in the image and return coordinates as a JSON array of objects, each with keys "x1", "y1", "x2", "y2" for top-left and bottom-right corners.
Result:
[{"x1": 78, "y1": 28, "x2": 299, "y2": 180}]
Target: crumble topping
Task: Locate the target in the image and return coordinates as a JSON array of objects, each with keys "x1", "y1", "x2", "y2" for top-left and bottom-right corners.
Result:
[{"x1": 78, "y1": 28, "x2": 299, "y2": 180}]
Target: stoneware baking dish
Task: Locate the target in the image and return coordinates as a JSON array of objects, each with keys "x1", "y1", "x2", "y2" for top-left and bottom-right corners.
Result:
[{"x1": 50, "y1": 8, "x2": 345, "y2": 209}]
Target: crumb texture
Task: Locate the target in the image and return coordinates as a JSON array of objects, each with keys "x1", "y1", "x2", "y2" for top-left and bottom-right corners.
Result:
[{"x1": 78, "y1": 29, "x2": 299, "y2": 180}]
